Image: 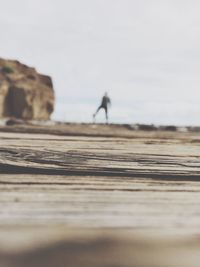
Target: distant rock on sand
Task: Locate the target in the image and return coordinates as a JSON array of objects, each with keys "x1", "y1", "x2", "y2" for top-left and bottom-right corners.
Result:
[{"x1": 0, "y1": 58, "x2": 54, "y2": 120}]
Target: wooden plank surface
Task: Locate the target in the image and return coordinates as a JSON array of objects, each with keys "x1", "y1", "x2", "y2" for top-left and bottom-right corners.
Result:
[
  {"x1": 1, "y1": 131, "x2": 200, "y2": 178},
  {"x1": 1, "y1": 227, "x2": 200, "y2": 267},
  {"x1": 1, "y1": 129, "x2": 200, "y2": 266},
  {"x1": 0, "y1": 174, "x2": 200, "y2": 229}
]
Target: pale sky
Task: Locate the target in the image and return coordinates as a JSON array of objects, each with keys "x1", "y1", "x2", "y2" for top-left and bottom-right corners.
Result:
[{"x1": 1, "y1": 0, "x2": 200, "y2": 125}]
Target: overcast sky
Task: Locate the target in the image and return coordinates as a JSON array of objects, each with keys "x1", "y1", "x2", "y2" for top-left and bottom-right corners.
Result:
[{"x1": 1, "y1": 0, "x2": 200, "y2": 125}]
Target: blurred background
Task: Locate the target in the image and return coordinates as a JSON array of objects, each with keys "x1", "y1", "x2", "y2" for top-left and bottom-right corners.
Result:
[{"x1": 1, "y1": 0, "x2": 200, "y2": 125}]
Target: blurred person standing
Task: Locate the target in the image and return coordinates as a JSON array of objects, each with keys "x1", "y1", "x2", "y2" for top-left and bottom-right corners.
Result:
[{"x1": 93, "y1": 92, "x2": 111, "y2": 123}]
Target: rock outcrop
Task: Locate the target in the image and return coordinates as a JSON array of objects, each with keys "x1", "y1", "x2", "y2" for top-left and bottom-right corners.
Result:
[{"x1": 0, "y1": 58, "x2": 54, "y2": 120}]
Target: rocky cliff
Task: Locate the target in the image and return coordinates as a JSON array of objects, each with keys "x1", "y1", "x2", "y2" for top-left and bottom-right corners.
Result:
[{"x1": 0, "y1": 58, "x2": 54, "y2": 120}]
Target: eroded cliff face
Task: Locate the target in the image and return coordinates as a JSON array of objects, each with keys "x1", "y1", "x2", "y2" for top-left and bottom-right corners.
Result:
[{"x1": 0, "y1": 58, "x2": 54, "y2": 120}]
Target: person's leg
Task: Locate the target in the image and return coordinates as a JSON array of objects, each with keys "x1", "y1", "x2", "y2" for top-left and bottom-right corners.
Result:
[
  {"x1": 105, "y1": 106, "x2": 108, "y2": 123},
  {"x1": 93, "y1": 105, "x2": 102, "y2": 118}
]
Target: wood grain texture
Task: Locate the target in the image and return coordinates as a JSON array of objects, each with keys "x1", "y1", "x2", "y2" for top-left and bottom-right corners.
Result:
[{"x1": 1, "y1": 128, "x2": 200, "y2": 266}]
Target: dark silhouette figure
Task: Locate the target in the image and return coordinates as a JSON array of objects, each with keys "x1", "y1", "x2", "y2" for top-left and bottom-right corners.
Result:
[{"x1": 93, "y1": 92, "x2": 111, "y2": 123}]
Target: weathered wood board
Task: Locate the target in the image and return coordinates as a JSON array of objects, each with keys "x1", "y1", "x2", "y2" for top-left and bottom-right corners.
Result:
[{"x1": 1, "y1": 127, "x2": 200, "y2": 266}]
